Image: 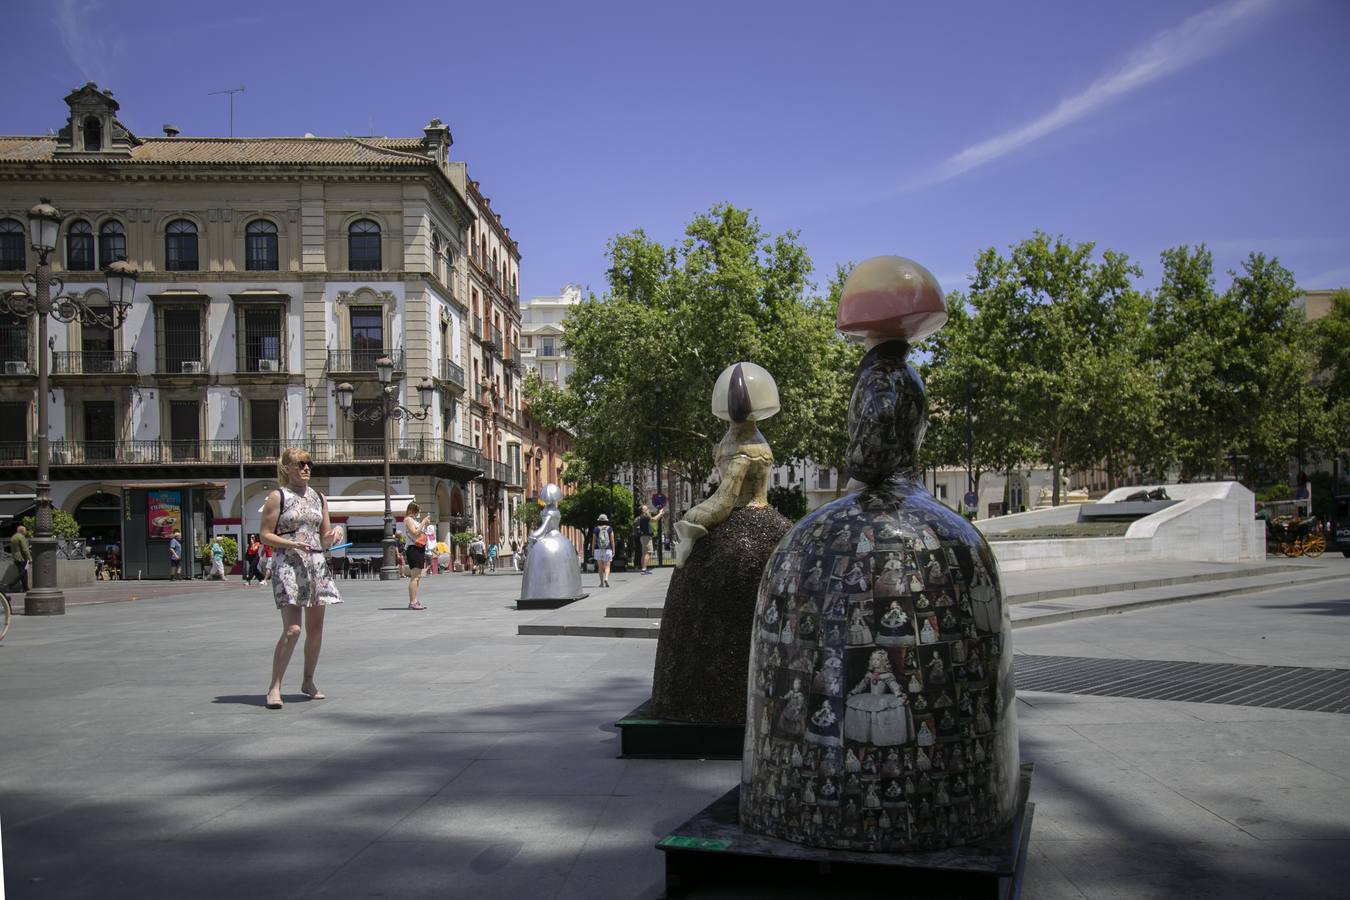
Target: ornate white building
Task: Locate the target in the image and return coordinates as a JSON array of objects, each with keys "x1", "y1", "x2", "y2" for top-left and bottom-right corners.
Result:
[{"x1": 0, "y1": 83, "x2": 524, "y2": 562}]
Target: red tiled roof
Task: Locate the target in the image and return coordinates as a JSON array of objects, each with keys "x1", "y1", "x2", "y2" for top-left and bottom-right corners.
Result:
[{"x1": 0, "y1": 136, "x2": 435, "y2": 166}]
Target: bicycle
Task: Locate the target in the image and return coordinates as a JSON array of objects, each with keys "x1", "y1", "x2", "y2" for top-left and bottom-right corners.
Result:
[{"x1": 1, "y1": 588, "x2": 10, "y2": 641}]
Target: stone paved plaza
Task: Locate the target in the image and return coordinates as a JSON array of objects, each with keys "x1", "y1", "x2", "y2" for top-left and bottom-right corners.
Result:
[{"x1": 1, "y1": 560, "x2": 1348, "y2": 898}]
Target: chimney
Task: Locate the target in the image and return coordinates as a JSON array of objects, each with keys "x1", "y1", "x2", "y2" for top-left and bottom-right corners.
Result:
[
  {"x1": 162, "y1": 124, "x2": 179, "y2": 137},
  {"x1": 421, "y1": 118, "x2": 452, "y2": 165}
]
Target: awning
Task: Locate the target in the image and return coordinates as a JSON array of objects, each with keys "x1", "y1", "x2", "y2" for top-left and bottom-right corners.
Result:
[{"x1": 0, "y1": 494, "x2": 37, "y2": 521}]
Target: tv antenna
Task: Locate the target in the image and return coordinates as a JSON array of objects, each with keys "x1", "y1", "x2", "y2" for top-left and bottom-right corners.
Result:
[{"x1": 208, "y1": 86, "x2": 245, "y2": 137}]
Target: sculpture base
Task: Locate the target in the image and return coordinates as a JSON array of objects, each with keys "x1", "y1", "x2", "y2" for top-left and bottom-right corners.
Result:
[
  {"x1": 658, "y1": 764, "x2": 1034, "y2": 899},
  {"x1": 516, "y1": 592, "x2": 588, "y2": 611},
  {"x1": 616, "y1": 699, "x2": 743, "y2": 759}
]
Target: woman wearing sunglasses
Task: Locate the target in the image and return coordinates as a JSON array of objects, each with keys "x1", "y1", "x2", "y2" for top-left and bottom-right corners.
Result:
[{"x1": 259, "y1": 447, "x2": 343, "y2": 710}]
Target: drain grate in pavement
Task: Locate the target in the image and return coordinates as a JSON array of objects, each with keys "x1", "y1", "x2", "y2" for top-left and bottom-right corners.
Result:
[{"x1": 1014, "y1": 654, "x2": 1350, "y2": 714}]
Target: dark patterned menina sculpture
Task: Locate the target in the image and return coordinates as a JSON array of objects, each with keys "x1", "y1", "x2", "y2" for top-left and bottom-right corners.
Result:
[{"x1": 740, "y1": 256, "x2": 1018, "y2": 852}]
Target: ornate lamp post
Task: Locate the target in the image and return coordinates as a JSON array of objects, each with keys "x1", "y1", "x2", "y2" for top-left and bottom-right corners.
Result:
[
  {"x1": 1, "y1": 201, "x2": 138, "y2": 615},
  {"x1": 335, "y1": 356, "x2": 433, "y2": 580}
]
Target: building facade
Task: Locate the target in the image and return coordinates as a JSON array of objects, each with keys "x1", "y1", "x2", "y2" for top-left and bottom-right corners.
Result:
[
  {"x1": 448, "y1": 170, "x2": 526, "y2": 546},
  {"x1": 0, "y1": 83, "x2": 515, "y2": 559}
]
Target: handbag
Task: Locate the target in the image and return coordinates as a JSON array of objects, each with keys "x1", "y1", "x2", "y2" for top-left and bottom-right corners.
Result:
[{"x1": 415, "y1": 531, "x2": 429, "y2": 547}]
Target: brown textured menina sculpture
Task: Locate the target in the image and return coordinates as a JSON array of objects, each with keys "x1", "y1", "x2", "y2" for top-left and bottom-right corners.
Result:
[{"x1": 739, "y1": 256, "x2": 1019, "y2": 852}]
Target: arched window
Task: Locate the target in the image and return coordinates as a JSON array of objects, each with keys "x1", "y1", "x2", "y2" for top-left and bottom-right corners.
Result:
[
  {"x1": 66, "y1": 220, "x2": 95, "y2": 271},
  {"x1": 83, "y1": 117, "x2": 102, "y2": 152},
  {"x1": 99, "y1": 221, "x2": 126, "y2": 266},
  {"x1": 0, "y1": 218, "x2": 25, "y2": 271},
  {"x1": 245, "y1": 219, "x2": 278, "y2": 271},
  {"x1": 431, "y1": 233, "x2": 442, "y2": 281},
  {"x1": 348, "y1": 219, "x2": 381, "y2": 271},
  {"x1": 164, "y1": 219, "x2": 199, "y2": 271}
]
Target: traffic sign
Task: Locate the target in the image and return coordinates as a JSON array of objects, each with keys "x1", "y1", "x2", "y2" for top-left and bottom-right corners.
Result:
[
  {"x1": 652, "y1": 493, "x2": 667, "y2": 509},
  {"x1": 963, "y1": 491, "x2": 978, "y2": 511}
]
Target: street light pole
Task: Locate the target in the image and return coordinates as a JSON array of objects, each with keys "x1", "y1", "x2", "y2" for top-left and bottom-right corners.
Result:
[
  {"x1": 2, "y1": 201, "x2": 138, "y2": 616},
  {"x1": 380, "y1": 404, "x2": 395, "y2": 580},
  {"x1": 335, "y1": 359, "x2": 434, "y2": 581}
]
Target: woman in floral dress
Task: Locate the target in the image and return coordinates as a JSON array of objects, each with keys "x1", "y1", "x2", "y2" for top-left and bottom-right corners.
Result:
[{"x1": 259, "y1": 448, "x2": 342, "y2": 710}]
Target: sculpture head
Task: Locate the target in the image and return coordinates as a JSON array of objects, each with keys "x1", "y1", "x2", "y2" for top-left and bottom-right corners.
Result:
[
  {"x1": 712, "y1": 361, "x2": 779, "y2": 423},
  {"x1": 837, "y1": 256, "x2": 946, "y2": 344},
  {"x1": 540, "y1": 483, "x2": 562, "y2": 508},
  {"x1": 837, "y1": 256, "x2": 943, "y2": 486}
]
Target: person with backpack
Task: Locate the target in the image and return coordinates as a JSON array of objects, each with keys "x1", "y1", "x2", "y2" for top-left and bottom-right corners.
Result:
[{"x1": 591, "y1": 513, "x2": 616, "y2": 587}]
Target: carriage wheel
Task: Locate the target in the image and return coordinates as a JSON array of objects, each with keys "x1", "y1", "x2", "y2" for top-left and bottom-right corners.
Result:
[
  {"x1": 1286, "y1": 540, "x2": 1304, "y2": 557},
  {"x1": 1304, "y1": 533, "x2": 1326, "y2": 558}
]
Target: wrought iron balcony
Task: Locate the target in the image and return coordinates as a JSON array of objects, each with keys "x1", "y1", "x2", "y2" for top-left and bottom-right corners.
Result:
[
  {"x1": 438, "y1": 358, "x2": 465, "y2": 389},
  {"x1": 0, "y1": 437, "x2": 482, "y2": 472},
  {"x1": 490, "y1": 325, "x2": 503, "y2": 354},
  {"x1": 326, "y1": 349, "x2": 406, "y2": 375},
  {"x1": 51, "y1": 351, "x2": 138, "y2": 375}
]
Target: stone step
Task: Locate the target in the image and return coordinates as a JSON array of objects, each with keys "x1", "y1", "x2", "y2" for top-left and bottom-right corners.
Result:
[{"x1": 523, "y1": 567, "x2": 1349, "y2": 640}]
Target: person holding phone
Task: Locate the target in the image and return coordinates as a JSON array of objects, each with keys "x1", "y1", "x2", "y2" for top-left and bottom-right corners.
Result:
[{"x1": 403, "y1": 502, "x2": 433, "y2": 610}]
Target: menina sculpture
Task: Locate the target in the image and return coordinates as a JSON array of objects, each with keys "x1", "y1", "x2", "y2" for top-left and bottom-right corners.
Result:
[
  {"x1": 519, "y1": 482, "x2": 583, "y2": 606},
  {"x1": 739, "y1": 256, "x2": 1019, "y2": 852}
]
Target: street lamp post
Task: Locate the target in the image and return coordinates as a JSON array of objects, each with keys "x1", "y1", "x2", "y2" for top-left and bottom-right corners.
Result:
[
  {"x1": 335, "y1": 357, "x2": 433, "y2": 580},
  {"x1": 1, "y1": 201, "x2": 138, "y2": 615}
]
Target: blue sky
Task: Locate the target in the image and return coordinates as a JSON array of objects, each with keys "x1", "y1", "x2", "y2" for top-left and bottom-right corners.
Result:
[{"x1": 9, "y1": 0, "x2": 1349, "y2": 300}]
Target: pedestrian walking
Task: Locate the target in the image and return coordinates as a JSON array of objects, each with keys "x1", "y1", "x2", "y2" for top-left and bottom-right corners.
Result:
[
  {"x1": 470, "y1": 534, "x2": 486, "y2": 575},
  {"x1": 636, "y1": 503, "x2": 665, "y2": 573},
  {"x1": 510, "y1": 537, "x2": 520, "y2": 571},
  {"x1": 591, "y1": 514, "x2": 615, "y2": 587},
  {"x1": 404, "y1": 502, "x2": 432, "y2": 610},
  {"x1": 208, "y1": 537, "x2": 226, "y2": 580},
  {"x1": 244, "y1": 533, "x2": 266, "y2": 585},
  {"x1": 169, "y1": 530, "x2": 183, "y2": 580},
  {"x1": 488, "y1": 540, "x2": 499, "y2": 572},
  {"x1": 260, "y1": 447, "x2": 343, "y2": 710},
  {"x1": 8, "y1": 524, "x2": 31, "y2": 593}
]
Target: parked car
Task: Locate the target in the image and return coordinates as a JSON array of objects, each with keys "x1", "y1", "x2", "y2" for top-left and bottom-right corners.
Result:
[{"x1": 1329, "y1": 494, "x2": 1350, "y2": 557}]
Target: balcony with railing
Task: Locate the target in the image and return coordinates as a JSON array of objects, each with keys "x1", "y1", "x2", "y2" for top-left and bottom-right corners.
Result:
[
  {"x1": 0, "y1": 437, "x2": 484, "y2": 473},
  {"x1": 470, "y1": 318, "x2": 484, "y2": 339},
  {"x1": 326, "y1": 349, "x2": 406, "y2": 375},
  {"x1": 437, "y1": 358, "x2": 465, "y2": 389},
  {"x1": 490, "y1": 325, "x2": 503, "y2": 354},
  {"x1": 51, "y1": 351, "x2": 138, "y2": 376}
]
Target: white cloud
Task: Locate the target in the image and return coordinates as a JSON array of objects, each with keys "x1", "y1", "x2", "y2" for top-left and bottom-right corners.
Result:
[
  {"x1": 53, "y1": 0, "x2": 110, "y2": 85},
  {"x1": 911, "y1": 0, "x2": 1278, "y2": 190}
]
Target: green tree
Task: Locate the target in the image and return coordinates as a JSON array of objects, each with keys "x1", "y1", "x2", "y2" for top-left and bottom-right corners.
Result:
[
  {"x1": 21, "y1": 508, "x2": 81, "y2": 541},
  {"x1": 559, "y1": 484, "x2": 634, "y2": 536},
  {"x1": 767, "y1": 484, "x2": 808, "y2": 520},
  {"x1": 549, "y1": 204, "x2": 849, "y2": 498},
  {"x1": 1310, "y1": 290, "x2": 1350, "y2": 485}
]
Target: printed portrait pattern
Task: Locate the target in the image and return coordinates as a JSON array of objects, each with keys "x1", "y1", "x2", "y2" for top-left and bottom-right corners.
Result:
[{"x1": 740, "y1": 485, "x2": 1018, "y2": 852}]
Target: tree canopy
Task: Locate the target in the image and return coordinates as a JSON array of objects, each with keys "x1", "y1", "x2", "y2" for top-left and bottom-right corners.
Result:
[
  {"x1": 536, "y1": 204, "x2": 853, "y2": 499},
  {"x1": 532, "y1": 206, "x2": 1342, "y2": 508}
]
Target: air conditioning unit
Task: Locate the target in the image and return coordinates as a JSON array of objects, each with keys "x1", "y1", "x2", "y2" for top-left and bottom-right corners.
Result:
[
  {"x1": 397, "y1": 446, "x2": 417, "y2": 460},
  {"x1": 181, "y1": 360, "x2": 205, "y2": 374},
  {"x1": 4, "y1": 361, "x2": 29, "y2": 375},
  {"x1": 257, "y1": 359, "x2": 280, "y2": 372}
]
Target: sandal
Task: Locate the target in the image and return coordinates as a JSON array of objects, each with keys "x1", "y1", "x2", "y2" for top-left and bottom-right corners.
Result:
[{"x1": 408, "y1": 602, "x2": 427, "y2": 611}]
